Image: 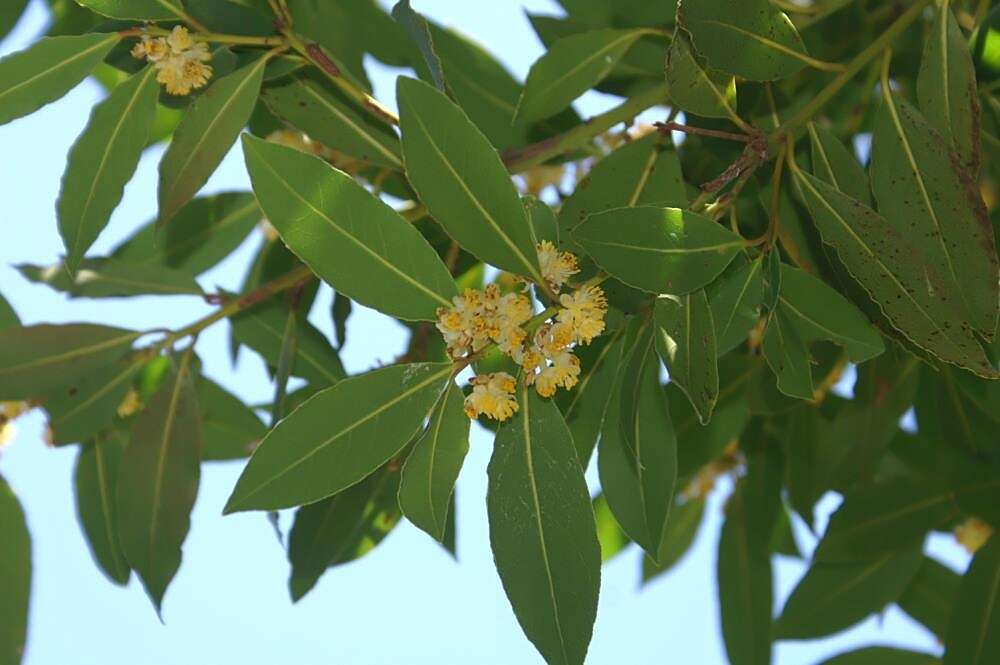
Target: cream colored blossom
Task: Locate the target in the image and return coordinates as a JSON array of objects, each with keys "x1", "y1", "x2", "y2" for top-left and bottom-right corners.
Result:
[
  {"x1": 133, "y1": 26, "x2": 213, "y2": 96},
  {"x1": 955, "y1": 517, "x2": 994, "y2": 555},
  {"x1": 557, "y1": 285, "x2": 607, "y2": 344},
  {"x1": 537, "y1": 241, "x2": 579, "y2": 292},
  {"x1": 435, "y1": 286, "x2": 531, "y2": 360},
  {"x1": 464, "y1": 372, "x2": 518, "y2": 421},
  {"x1": 166, "y1": 25, "x2": 195, "y2": 53},
  {"x1": 533, "y1": 350, "x2": 580, "y2": 398}
]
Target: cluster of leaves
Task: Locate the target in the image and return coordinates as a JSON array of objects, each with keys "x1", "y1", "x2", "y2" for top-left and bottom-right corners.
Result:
[{"x1": 1, "y1": 0, "x2": 1000, "y2": 664}]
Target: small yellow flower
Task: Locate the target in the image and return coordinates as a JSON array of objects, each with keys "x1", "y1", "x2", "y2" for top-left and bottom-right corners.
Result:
[
  {"x1": 131, "y1": 35, "x2": 168, "y2": 62},
  {"x1": 116, "y1": 389, "x2": 142, "y2": 419},
  {"x1": 464, "y1": 373, "x2": 519, "y2": 421},
  {"x1": 533, "y1": 350, "x2": 580, "y2": 398},
  {"x1": 557, "y1": 285, "x2": 607, "y2": 345},
  {"x1": 955, "y1": 517, "x2": 994, "y2": 555},
  {"x1": 166, "y1": 25, "x2": 196, "y2": 53},
  {"x1": 0, "y1": 401, "x2": 30, "y2": 450},
  {"x1": 134, "y1": 26, "x2": 213, "y2": 96},
  {"x1": 537, "y1": 241, "x2": 579, "y2": 292}
]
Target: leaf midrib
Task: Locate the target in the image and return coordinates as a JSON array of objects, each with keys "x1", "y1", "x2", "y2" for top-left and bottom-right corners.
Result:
[{"x1": 0, "y1": 34, "x2": 117, "y2": 103}]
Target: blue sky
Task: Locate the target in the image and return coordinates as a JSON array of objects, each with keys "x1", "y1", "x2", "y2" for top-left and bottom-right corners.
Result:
[{"x1": 0, "y1": 2, "x2": 965, "y2": 663}]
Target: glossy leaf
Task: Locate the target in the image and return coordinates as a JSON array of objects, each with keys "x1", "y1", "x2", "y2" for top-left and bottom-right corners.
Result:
[
  {"x1": 158, "y1": 55, "x2": 268, "y2": 225},
  {"x1": 224, "y1": 363, "x2": 450, "y2": 513},
  {"x1": 397, "y1": 77, "x2": 542, "y2": 283},
  {"x1": 943, "y1": 535, "x2": 1000, "y2": 665},
  {"x1": 58, "y1": 66, "x2": 159, "y2": 272},
  {"x1": 665, "y1": 28, "x2": 738, "y2": 120},
  {"x1": 45, "y1": 354, "x2": 145, "y2": 445},
  {"x1": 0, "y1": 324, "x2": 140, "y2": 400},
  {"x1": 117, "y1": 353, "x2": 202, "y2": 611},
  {"x1": 871, "y1": 94, "x2": 998, "y2": 338},
  {"x1": 654, "y1": 292, "x2": 718, "y2": 424},
  {"x1": 677, "y1": 0, "x2": 809, "y2": 81},
  {"x1": 792, "y1": 169, "x2": 997, "y2": 378},
  {"x1": 198, "y1": 377, "x2": 266, "y2": 461},
  {"x1": 917, "y1": 3, "x2": 980, "y2": 173},
  {"x1": 18, "y1": 258, "x2": 203, "y2": 298},
  {"x1": 516, "y1": 29, "x2": 646, "y2": 123},
  {"x1": 74, "y1": 433, "x2": 130, "y2": 584},
  {"x1": 0, "y1": 474, "x2": 30, "y2": 665},
  {"x1": 762, "y1": 306, "x2": 813, "y2": 400},
  {"x1": 75, "y1": 0, "x2": 182, "y2": 20},
  {"x1": 707, "y1": 256, "x2": 763, "y2": 355},
  {"x1": 898, "y1": 556, "x2": 961, "y2": 641},
  {"x1": 398, "y1": 383, "x2": 470, "y2": 542},
  {"x1": 774, "y1": 546, "x2": 924, "y2": 640},
  {"x1": 574, "y1": 206, "x2": 744, "y2": 294},
  {"x1": 487, "y1": 384, "x2": 601, "y2": 665},
  {"x1": 0, "y1": 33, "x2": 119, "y2": 126},
  {"x1": 243, "y1": 135, "x2": 457, "y2": 321}
]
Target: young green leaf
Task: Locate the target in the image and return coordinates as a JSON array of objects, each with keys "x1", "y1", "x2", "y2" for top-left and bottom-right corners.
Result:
[
  {"x1": 898, "y1": 556, "x2": 961, "y2": 642},
  {"x1": 0, "y1": 474, "x2": 30, "y2": 665},
  {"x1": 0, "y1": 33, "x2": 119, "y2": 126},
  {"x1": 516, "y1": 28, "x2": 647, "y2": 123},
  {"x1": 573, "y1": 206, "x2": 744, "y2": 294},
  {"x1": 398, "y1": 382, "x2": 469, "y2": 542},
  {"x1": 74, "y1": 432, "x2": 130, "y2": 584},
  {"x1": 158, "y1": 55, "x2": 268, "y2": 225},
  {"x1": 917, "y1": 2, "x2": 981, "y2": 173},
  {"x1": 18, "y1": 258, "x2": 203, "y2": 299},
  {"x1": 762, "y1": 306, "x2": 813, "y2": 400},
  {"x1": 197, "y1": 377, "x2": 266, "y2": 461},
  {"x1": 487, "y1": 383, "x2": 601, "y2": 665},
  {"x1": 807, "y1": 122, "x2": 871, "y2": 205},
  {"x1": 242, "y1": 135, "x2": 457, "y2": 321},
  {"x1": 224, "y1": 363, "x2": 451, "y2": 513},
  {"x1": 665, "y1": 28, "x2": 738, "y2": 121},
  {"x1": 260, "y1": 74, "x2": 403, "y2": 170},
  {"x1": 779, "y1": 264, "x2": 884, "y2": 363},
  {"x1": 707, "y1": 256, "x2": 763, "y2": 355},
  {"x1": 44, "y1": 354, "x2": 145, "y2": 445},
  {"x1": 117, "y1": 353, "x2": 202, "y2": 611},
  {"x1": 654, "y1": 291, "x2": 719, "y2": 424},
  {"x1": 943, "y1": 535, "x2": 1000, "y2": 665},
  {"x1": 871, "y1": 95, "x2": 998, "y2": 338},
  {"x1": 774, "y1": 546, "x2": 924, "y2": 640},
  {"x1": 392, "y1": 0, "x2": 451, "y2": 97},
  {"x1": 75, "y1": 0, "x2": 184, "y2": 20},
  {"x1": 677, "y1": 0, "x2": 810, "y2": 81},
  {"x1": 0, "y1": 324, "x2": 141, "y2": 401},
  {"x1": 397, "y1": 77, "x2": 542, "y2": 283},
  {"x1": 58, "y1": 66, "x2": 159, "y2": 272},
  {"x1": 792, "y1": 169, "x2": 997, "y2": 378}
]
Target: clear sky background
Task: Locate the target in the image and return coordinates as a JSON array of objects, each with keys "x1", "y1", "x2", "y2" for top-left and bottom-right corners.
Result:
[{"x1": 0, "y1": 2, "x2": 968, "y2": 663}]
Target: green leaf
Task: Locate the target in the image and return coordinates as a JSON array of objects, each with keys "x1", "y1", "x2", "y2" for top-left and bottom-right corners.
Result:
[
  {"x1": 774, "y1": 545, "x2": 924, "y2": 640},
  {"x1": 642, "y1": 497, "x2": 705, "y2": 584},
  {"x1": 816, "y1": 477, "x2": 955, "y2": 562},
  {"x1": 944, "y1": 535, "x2": 1000, "y2": 665},
  {"x1": 44, "y1": 354, "x2": 146, "y2": 445},
  {"x1": 0, "y1": 293, "x2": 19, "y2": 330},
  {"x1": 918, "y1": 3, "x2": 981, "y2": 173},
  {"x1": 0, "y1": 0, "x2": 28, "y2": 43},
  {"x1": 75, "y1": 0, "x2": 184, "y2": 20},
  {"x1": 792, "y1": 169, "x2": 997, "y2": 378},
  {"x1": 58, "y1": 66, "x2": 159, "y2": 272},
  {"x1": 871, "y1": 94, "x2": 998, "y2": 338},
  {"x1": 260, "y1": 74, "x2": 403, "y2": 169},
  {"x1": 574, "y1": 206, "x2": 744, "y2": 294},
  {"x1": 391, "y1": 0, "x2": 451, "y2": 97},
  {"x1": 677, "y1": 0, "x2": 809, "y2": 81},
  {"x1": 0, "y1": 33, "x2": 119, "y2": 126},
  {"x1": 112, "y1": 192, "x2": 261, "y2": 275},
  {"x1": 762, "y1": 306, "x2": 813, "y2": 400},
  {"x1": 0, "y1": 474, "x2": 30, "y2": 665},
  {"x1": 915, "y1": 365, "x2": 1000, "y2": 460},
  {"x1": 898, "y1": 556, "x2": 961, "y2": 641},
  {"x1": 515, "y1": 28, "x2": 647, "y2": 123},
  {"x1": 817, "y1": 647, "x2": 939, "y2": 665},
  {"x1": 231, "y1": 304, "x2": 345, "y2": 387},
  {"x1": 18, "y1": 258, "x2": 203, "y2": 298},
  {"x1": 779, "y1": 264, "x2": 884, "y2": 362},
  {"x1": 74, "y1": 432, "x2": 130, "y2": 584},
  {"x1": 487, "y1": 383, "x2": 601, "y2": 665},
  {"x1": 397, "y1": 77, "x2": 542, "y2": 283},
  {"x1": 594, "y1": 493, "x2": 630, "y2": 563},
  {"x1": 524, "y1": 196, "x2": 558, "y2": 245},
  {"x1": 807, "y1": 122, "x2": 871, "y2": 205},
  {"x1": 157, "y1": 55, "x2": 268, "y2": 225},
  {"x1": 242, "y1": 135, "x2": 457, "y2": 321},
  {"x1": 224, "y1": 362, "x2": 450, "y2": 513},
  {"x1": 707, "y1": 256, "x2": 763, "y2": 355},
  {"x1": 197, "y1": 377, "x2": 266, "y2": 461},
  {"x1": 665, "y1": 28, "x2": 738, "y2": 120},
  {"x1": 0, "y1": 324, "x2": 140, "y2": 401},
  {"x1": 654, "y1": 291, "x2": 718, "y2": 424},
  {"x1": 398, "y1": 382, "x2": 469, "y2": 542},
  {"x1": 288, "y1": 464, "x2": 401, "y2": 601},
  {"x1": 117, "y1": 353, "x2": 202, "y2": 611},
  {"x1": 717, "y1": 437, "x2": 781, "y2": 665}
]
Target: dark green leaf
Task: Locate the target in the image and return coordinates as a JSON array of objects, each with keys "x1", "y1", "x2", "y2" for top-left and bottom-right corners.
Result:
[
  {"x1": 594, "y1": 493, "x2": 630, "y2": 562},
  {"x1": 665, "y1": 28, "x2": 738, "y2": 120},
  {"x1": 224, "y1": 363, "x2": 450, "y2": 513},
  {"x1": 524, "y1": 196, "x2": 558, "y2": 245},
  {"x1": 943, "y1": 535, "x2": 1000, "y2": 665},
  {"x1": 243, "y1": 134, "x2": 457, "y2": 321},
  {"x1": 807, "y1": 122, "x2": 871, "y2": 205},
  {"x1": 75, "y1": 0, "x2": 183, "y2": 20},
  {"x1": 398, "y1": 382, "x2": 469, "y2": 542},
  {"x1": 0, "y1": 293, "x2": 18, "y2": 330},
  {"x1": 817, "y1": 647, "x2": 939, "y2": 665},
  {"x1": 642, "y1": 497, "x2": 704, "y2": 584},
  {"x1": 0, "y1": 474, "x2": 30, "y2": 665},
  {"x1": 654, "y1": 291, "x2": 718, "y2": 424},
  {"x1": 0, "y1": 33, "x2": 119, "y2": 126},
  {"x1": 0, "y1": 0, "x2": 28, "y2": 42},
  {"x1": 488, "y1": 384, "x2": 601, "y2": 665},
  {"x1": 18, "y1": 258, "x2": 203, "y2": 298},
  {"x1": 391, "y1": 0, "x2": 451, "y2": 97},
  {"x1": 707, "y1": 256, "x2": 763, "y2": 355},
  {"x1": 74, "y1": 432, "x2": 130, "y2": 584},
  {"x1": 197, "y1": 377, "x2": 265, "y2": 461},
  {"x1": 898, "y1": 556, "x2": 961, "y2": 641},
  {"x1": 762, "y1": 306, "x2": 813, "y2": 400},
  {"x1": 44, "y1": 354, "x2": 145, "y2": 445}
]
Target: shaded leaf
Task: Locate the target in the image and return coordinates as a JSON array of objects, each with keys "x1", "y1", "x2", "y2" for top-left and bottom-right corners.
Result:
[
  {"x1": 762, "y1": 305, "x2": 813, "y2": 400},
  {"x1": 943, "y1": 535, "x2": 1000, "y2": 665},
  {"x1": 74, "y1": 432, "x2": 130, "y2": 584},
  {"x1": 898, "y1": 556, "x2": 961, "y2": 641},
  {"x1": 0, "y1": 474, "x2": 30, "y2": 665},
  {"x1": 817, "y1": 647, "x2": 939, "y2": 665},
  {"x1": 807, "y1": 122, "x2": 871, "y2": 205},
  {"x1": 665, "y1": 28, "x2": 738, "y2": 120},
  {"x1": 0, "y1": 293, "x2": 18, "y2": 330},
  {"x1": 594, "y1": 493, "x2": 630, "y2": 562},
  {"x1": 392, "y1": 0, "x2": 451, "y2": 97},
  {"x1": 18, "y1": 258, "x2": 203, "y2": 298},
  {"x1": 76, "y1": 0, "x2": 183, "y2": 20},
  {"x1": 707, "y1": 256, "x2": 763, "y2": 355},
  {"x1": 197, "y1": 377, "x2": 265, "y2": 461},
  {"x1": 654, "y1": 291, "x2": 718, "y2": 424},
  {"x1": 642, "y1": 497, "x2": 705, "y2": 584}
]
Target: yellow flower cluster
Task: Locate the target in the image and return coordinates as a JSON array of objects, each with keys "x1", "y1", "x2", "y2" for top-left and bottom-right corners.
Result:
[
  {"x1": 955, "y1": 516, "x2": 994, "y2": 555},
  {"x1": 132, "y1": 26, "x2": 213, "y2": 96},
  {"x1": 437, "y1": 243, "x2": 607, "y2": 421},
  {"x1": 0, "y1": 401, "x2": 30, "y2": 449}
]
